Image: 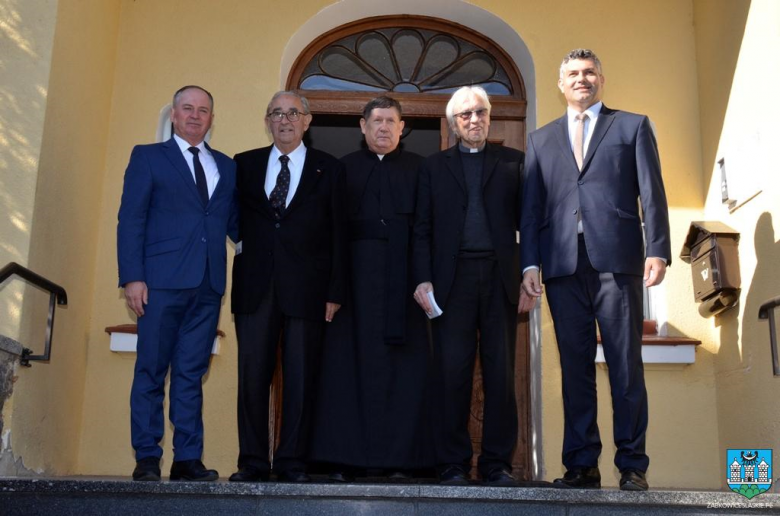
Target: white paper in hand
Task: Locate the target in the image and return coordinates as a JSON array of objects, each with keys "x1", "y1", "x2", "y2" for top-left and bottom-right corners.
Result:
[{"x1": 426, "y1": 291, "x2": 444, "y2": 319}]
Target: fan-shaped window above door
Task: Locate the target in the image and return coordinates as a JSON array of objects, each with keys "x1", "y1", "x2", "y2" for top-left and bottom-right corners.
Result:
[{"x1": 298, "y1": 27, "x2": 514, "y2": 96}]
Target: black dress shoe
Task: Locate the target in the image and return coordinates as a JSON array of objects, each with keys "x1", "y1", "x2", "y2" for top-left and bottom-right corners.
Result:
[
  {"x1": 132, "y1": 457, "x2": 161, "y2": 481},
  {"x1": 553, "y1": 467, "x2": 601, "y2": 489},
  {"x1": 439, "y1": 466, "x2": 470, "y2": 486},
  {"x1": 483, "y1": 467, "x2": 518, "y2": 487},
  {"x1": 620, "y1": 469, "x2": 648, "y2": 491},
  {"x1": 328, "y1": 471, "x2": 353, "y2": 483},
  {"x1": 169, "y1": 459, "x2": 219, "y2": 481},
  {"x1": 277, "y1": 470, "x2": 311, "y2": 483},
  {"x1": 229, "y1": 465, "x2": 269, "y2": 482}
]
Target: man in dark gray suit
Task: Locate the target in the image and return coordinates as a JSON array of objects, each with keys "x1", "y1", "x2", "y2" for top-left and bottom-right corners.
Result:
[{"x1": 520, "y1": 49, "x2": 671, "y2": 491}]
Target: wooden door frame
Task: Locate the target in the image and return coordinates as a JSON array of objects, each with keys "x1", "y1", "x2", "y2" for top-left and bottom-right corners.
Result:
[{"x1": 281, "y1": 14, "x2": 533, "y2": 480}]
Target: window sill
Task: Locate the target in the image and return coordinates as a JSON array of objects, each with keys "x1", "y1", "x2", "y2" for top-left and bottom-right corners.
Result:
[
  {"x1": 596, "y1": 335, "x2": 701, "y2": 364},
  {"x1": 104, "y1": 324, "x2": 224, "y2": 355}
]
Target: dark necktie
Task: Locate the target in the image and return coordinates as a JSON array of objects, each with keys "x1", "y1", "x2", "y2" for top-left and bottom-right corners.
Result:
[
  {"x1": 270, "y1": 155, "x2": 291, "y2": 217},
  {"x1": 188, "y1": 146, "x2": 209, "y2": 206}
]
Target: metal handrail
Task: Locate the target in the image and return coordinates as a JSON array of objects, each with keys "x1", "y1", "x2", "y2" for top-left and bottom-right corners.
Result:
[
  {"x1": 758, "y1": 295, "x2": 780, "y2": 377},
  {"x1": 0, "y1": 262, "x2": 68, "y2": 366}
]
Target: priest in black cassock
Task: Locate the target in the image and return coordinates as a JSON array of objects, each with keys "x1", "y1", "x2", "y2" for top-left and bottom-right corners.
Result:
[{"x1": 309, "y1": 97, "x2": 434, "y2": 480}]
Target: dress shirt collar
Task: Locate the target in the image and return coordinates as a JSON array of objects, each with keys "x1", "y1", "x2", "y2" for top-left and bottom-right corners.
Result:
[
  {"x1": 567, "y1": 101, "x2": 603, "y2": 125},
  {"x1": 173, "y1": 134, "x2": 209, "y2": 156},
  {"x1": 270, "y1": 141, "x2": 306, "y2": 167}
]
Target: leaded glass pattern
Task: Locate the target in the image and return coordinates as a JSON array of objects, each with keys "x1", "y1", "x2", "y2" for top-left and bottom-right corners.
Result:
[{"x1": 299, "y1": 27, "x2": 513, "y2": 95}]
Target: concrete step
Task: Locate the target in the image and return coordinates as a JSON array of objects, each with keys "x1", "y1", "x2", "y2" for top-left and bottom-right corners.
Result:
[{"x1": 1, "y1": 477, "x2": 778, "y2": 515}]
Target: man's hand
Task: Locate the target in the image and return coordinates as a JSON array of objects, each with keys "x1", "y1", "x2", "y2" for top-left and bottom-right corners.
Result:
[
  {"x1": 413, "y1": 282, "x2": 434, "y2": 315},
  {"x1": 518, "y1": 285, "x2": 537, "y2": 314},
  {"x1": 124, "y1": 281, "x2": 148, "y2": 317},
  {"x1": 325, "y1": 302, "x2": 341, "y2": 322},
  {"x1": 643, "y1": 257, "x2": 667, "y2": 287},
  {"x1": 522, "y1": 269, "x2": 544, "y2": 299}
]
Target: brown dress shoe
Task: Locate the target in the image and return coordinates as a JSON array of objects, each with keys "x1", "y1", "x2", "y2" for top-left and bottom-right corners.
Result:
[
  {"x1": 553, "y1": 467, "x2": 601, "y2": 488},
  {"x1": 620, "y1": 469, "x2": 649, "y2": 491}
]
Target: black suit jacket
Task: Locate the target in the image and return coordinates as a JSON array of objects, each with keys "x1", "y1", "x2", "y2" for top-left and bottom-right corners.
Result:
[
  {"x1": 231, "y1": 145, "x2": 348, "y2": 320},
  {"x1": 413, "y1": 142, "x2": 524, "y2": 308},
  {"x1": 520, "y1": 106, "x2": 671, "y2": 280}
]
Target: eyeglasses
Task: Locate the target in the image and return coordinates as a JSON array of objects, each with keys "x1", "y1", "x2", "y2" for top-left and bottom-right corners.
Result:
[
  {"x1": 454, "y1": 108, "x2": 488, "y2": 121},
  {"x1": 267, "y1": 110, "x2": 306, "y2": 123}
]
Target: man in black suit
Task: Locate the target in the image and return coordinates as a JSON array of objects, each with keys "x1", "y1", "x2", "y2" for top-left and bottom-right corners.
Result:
[
  {"x1": 413, "y1": 86, "x2": 533, "y2": 486},
  {"x1": 520, "y1": 49, "x2": 671, "y2": 491},
  {"x1": 229, "y1": 91, "x2": 347, "y2": 483}
]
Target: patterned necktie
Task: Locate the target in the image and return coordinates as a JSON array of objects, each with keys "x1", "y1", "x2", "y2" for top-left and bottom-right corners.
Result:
[
  {"x1": 574, "y1": 113, "x2": 589, "y2": 170},
  {"x1": 270, "y1": 155, "x2": 291, "y2": 217},
  {"x1": 188, "y1": 146, "x2": 210, "y2": 206}
]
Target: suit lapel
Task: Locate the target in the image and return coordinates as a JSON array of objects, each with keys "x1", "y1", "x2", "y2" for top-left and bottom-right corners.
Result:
[
  {"x1": 205, "y1": 142, "x2": 225, "y2": 205},
  {"x1": 256, "y1": 148, "x2": 276, "y2": 216},
  {"x1": 163, "y1": 138, "x2": 202, "y2": 202},
  {"x1": 481, "y1": 142, "x2": 500, "y2": 188},
  {"x1": 284, "y1": 149, "x2": 322, "y2": 215},
  {"x1": 554, "y1": 114, "x2": 580, "y2": 173},
  {"x1": 445, "y1": 145, "x2": 467, "y2": 195},
  {"x1": 580, "y1": 105, "x2": 615, "y2": 174}
]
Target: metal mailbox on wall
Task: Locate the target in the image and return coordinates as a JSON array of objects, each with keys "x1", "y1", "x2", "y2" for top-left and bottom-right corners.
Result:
[{"x1": 680, "y1": 221, "x2": 741, "y2": 318}]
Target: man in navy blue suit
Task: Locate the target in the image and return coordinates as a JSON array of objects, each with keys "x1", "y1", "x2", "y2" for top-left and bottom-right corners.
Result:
[
  {"x1": 117, "y1": 85, "x2": 237, "y2": 482},
  {"x1": 520, "y1": 49, "x2": 671, "y2": 491}
]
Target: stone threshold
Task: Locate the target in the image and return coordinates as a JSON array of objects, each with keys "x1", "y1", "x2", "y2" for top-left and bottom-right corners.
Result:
[{"x1": 1, "y1": 477, "x2": 778, "y2": 510}]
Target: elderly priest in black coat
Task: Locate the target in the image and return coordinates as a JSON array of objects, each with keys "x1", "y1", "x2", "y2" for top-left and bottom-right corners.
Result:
[{"x1": 309, "y1": 97, "x2": 434, "y2": 480}]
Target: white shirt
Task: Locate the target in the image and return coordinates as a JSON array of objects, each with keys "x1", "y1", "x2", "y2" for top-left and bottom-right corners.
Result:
[
  {"x1": 566, "y1": 101, "x2": 602, "y2": 158},
  {"x1": 173, "y1": 134, "x2": 220, "y2": 198},
  {"x1": 265, "y1": 142, "x2": 307, "y2": 206}
]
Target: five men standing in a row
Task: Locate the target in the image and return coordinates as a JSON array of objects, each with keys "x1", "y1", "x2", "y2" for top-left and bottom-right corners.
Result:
[{"x1": 118, "y1": 48, "x2": 669, "y2": 490}]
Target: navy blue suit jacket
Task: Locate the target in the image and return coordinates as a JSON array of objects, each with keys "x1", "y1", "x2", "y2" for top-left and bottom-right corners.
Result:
[
  {"x1": 117, "y1": 138, "x2": 238, "y2": 295},
  {"x1": 520, "y1": 106, "x2": 671, "y2": 280}
]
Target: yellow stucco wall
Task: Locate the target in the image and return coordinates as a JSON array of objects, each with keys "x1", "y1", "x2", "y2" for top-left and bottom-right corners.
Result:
[
  {"x1": 4, "y1": 0, "x2": 121, "y2": 474},
  {"x1": 6, "y1": 0, "x2": 772, "y2": 489},
  {"x1": 696, "y1": 0, "x2": 780, "y2": 480},
  {"x1": 0, "y1": 0, "x2": 58, "y2": 343}
]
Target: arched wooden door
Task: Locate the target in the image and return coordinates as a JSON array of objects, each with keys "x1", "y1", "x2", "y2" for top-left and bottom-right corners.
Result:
[{"x1": 275, "y1": 15, "x2": 532, "y2": 480}]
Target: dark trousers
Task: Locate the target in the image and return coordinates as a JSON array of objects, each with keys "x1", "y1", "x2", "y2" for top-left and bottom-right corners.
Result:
[
  {"x1": 131, "y1": 268, "x2": 221, "y2": 462},
  {"x1": 545, "y1": 236, "x2": 649, "y2": 473},
  {"x1": 234, "y1": 280, "x2": 324, "y2": 474},
  {"x1": 431, "y1": 256, "x2": 518, "y2": 477}
]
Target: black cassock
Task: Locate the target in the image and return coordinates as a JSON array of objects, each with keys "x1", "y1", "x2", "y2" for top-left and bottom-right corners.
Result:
[{"x1": 309, "y1": 147, "x2": 434, "y2": 472}]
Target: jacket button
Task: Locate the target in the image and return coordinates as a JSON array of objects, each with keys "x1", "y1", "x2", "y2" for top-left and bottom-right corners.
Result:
[
  {"x1": 577, "y1": 180, "x2": 584, "y2": 185},
  {"x1": 275, "y1": 223, "x2": 281, "y2": 229},
  {"x1": 572, "y1": 209, "x2": 578, "y2": 215},
  {"x1": 201, "y1": 237, "x2": 207, "y2": 243}
]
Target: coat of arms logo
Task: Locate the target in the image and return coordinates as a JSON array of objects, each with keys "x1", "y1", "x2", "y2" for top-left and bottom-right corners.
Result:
[{"x1": 727, "y1": 449, "x2": 773, "y2": 499}]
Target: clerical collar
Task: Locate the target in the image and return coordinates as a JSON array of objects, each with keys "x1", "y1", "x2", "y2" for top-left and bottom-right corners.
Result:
[
  {"x1": 367, "y1": 146, "x2": 399, "y2": 161},
  {"x1": 459, "y1": 142, "x2": 485, "y2": 154}
]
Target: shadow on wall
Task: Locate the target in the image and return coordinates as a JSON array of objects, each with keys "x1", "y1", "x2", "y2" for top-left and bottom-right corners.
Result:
[
  {"x1": 0, "y1": 0, "x2": 51, "y2": 340},
  {"x1": 741, "y1": 212, "x2": 780, "y2": 377}
]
